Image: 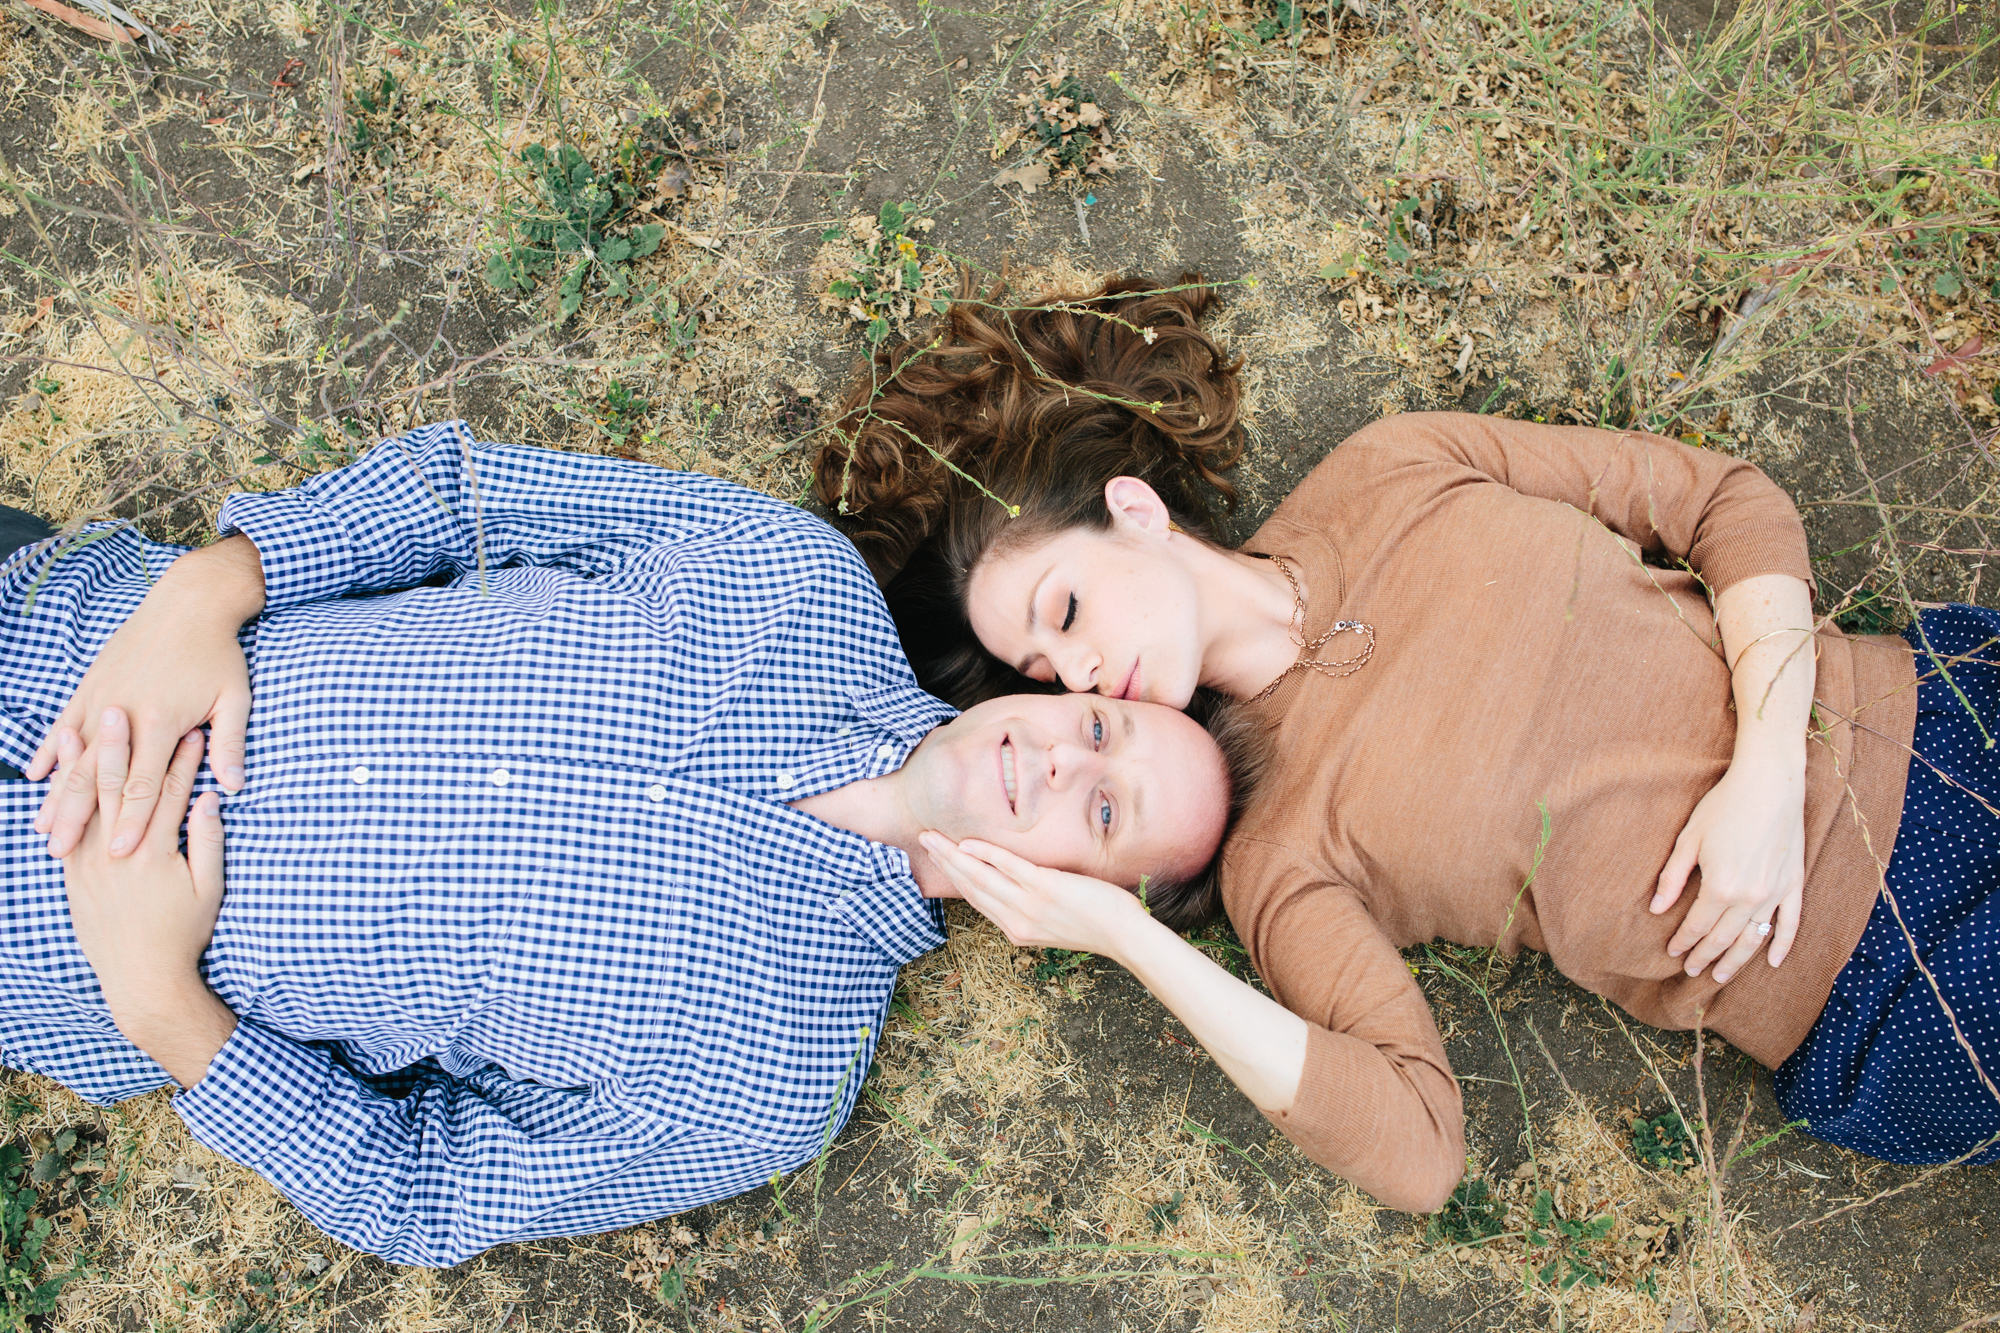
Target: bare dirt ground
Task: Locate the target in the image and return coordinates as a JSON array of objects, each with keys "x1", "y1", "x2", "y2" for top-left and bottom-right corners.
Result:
[{"x1": 2, "y1": 0, "x2": 1999, "y2": 1328}]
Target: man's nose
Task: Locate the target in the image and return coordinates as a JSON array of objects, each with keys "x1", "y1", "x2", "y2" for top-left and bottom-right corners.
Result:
[{"x1": 1042, "y1": 739, "x2": 1106, "y2": 792}]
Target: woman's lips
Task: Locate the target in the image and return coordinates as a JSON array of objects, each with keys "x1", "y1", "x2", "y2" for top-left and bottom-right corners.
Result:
[
  {"x1": 1117, "y1": 660, "x2": 1142, "y2": 701},
  {"x1": 1000, "y1": 738, "x2": 1017, "y2": 813}
]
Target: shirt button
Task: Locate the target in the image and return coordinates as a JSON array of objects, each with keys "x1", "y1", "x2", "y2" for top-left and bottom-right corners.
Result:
[
  {"x1": 646, "y1": 783, "x2": 667, "y2": 803},
  {"x1": 776, "y1": 772, "x2": 796, "y2": 790},
  {"x1": 836, "y1": 725, "x2": 852, "y2": 738},
  {"x1": 351, "y1": 765, "x2": 371, "y2": 785},
  {"x1": 491, "y1": 768, "x2": 511, "y2": 787},
  {"x1": 876, "y1": 744, "x2": 894, "y2": 761}
]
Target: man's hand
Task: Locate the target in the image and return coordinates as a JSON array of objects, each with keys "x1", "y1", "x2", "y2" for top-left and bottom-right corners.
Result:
[
  {"x1": 28, "y1": 533, "x2": 265, "y2": 859},
  {"x1": 64, "y1": 716, "x2": 236, "y2": 1086}
]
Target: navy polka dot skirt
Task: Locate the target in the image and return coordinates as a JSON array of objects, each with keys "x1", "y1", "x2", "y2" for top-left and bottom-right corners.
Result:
[{"x1": 1773, "y1": 603, "x2": 2000, "y2": 1165}]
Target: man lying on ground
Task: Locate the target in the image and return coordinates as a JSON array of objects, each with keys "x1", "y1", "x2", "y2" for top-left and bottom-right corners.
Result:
[{"x1": 0, "y1": 422, "x2": 1248, "y2": 1266}]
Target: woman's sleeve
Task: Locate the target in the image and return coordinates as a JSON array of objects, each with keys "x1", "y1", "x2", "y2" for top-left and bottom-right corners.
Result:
[
  {"x1": 1223, "y1": 839, "x2": 1465, "y2": 1214},
  {"x1": 1333, "y1": 412, "x2": 1812, "y2": 597}
]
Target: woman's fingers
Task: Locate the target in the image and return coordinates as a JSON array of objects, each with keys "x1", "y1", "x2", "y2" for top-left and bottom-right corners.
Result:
[
  {"x1": 954, "y1": 839, "x2": 1045, "y2": 882},
  {"x1": 1651, "y1": 831, "x2": 1701, "y2": 914},
  {"x1": 1708, "y1": 910, "x2": 1772, "y2": 984},
  {"x1": 1767, "y1": 887, "x2": 1802, "y2": 968}
]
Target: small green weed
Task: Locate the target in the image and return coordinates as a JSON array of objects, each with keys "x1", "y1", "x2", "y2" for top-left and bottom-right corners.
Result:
[
  {"x1": 346, "y1": 69, "x2": 408, "y2": 170},
  {"x1": 1145, "y1": 1189, "x2": 1185, "y2": 1235},
  {"x1": 823, "y1": 201, "x2": 941, "y2": 346},
  {"x1": 1019, "y1": 68, "x2": 1116, "y2": 180},
  {"x1": 1426, "y1": 1177, "x2": 1504, "y2": 1246},
  {"x1": 2, "y1": 1139, "x2": 83, "y2": 1331},
  {"x1": 1525, "y1": 1189, "x2": 1613, "y2": 1291},
  {"x1": 486, "y1": 127, "x2": 685, "y2": 318},
  {"x1": 588, "y1": 380, "x2": 650, "y2": 449},
  {"x1": 1030, "y1": 949, "x2": 1091, "y2": 983},
  {"x1": 1629, "y1": 1112, "x2": 1697, "y2": 1172}
]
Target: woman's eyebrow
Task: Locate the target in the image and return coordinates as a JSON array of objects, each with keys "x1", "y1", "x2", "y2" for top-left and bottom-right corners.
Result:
[
  {"x1": 1017, "y1": 567, "x2": 1054, "y2": 673},
  {"x1": 1024, "y1": 567, "x2": 1052, "y2": 632}
]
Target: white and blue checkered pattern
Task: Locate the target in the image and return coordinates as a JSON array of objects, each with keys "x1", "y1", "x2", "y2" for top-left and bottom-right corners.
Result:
[{"x1": 0, "y1": 422, "x2": 954, "y2": 1266}]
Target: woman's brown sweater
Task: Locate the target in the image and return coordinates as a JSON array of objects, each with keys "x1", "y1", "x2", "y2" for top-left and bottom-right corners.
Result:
[{"x1": 1222, "y1": 413, "x2": 1918, "y2": 1214}]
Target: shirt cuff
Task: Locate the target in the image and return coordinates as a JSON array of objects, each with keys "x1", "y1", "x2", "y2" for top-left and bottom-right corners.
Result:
[
  {"x1": 173, "y1": 1018, "x2": 330, "y2": 1168},
  {"x1": 1688, "y1": 527, "x2": 1815, "y2": 600},
  {"x1": 217, "y1": 489, "x2": 360, "y2": 612}
]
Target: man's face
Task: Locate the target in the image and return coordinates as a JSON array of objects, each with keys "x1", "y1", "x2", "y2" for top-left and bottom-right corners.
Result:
[{"x1": 902, "y1": 693, "x2": 1229, "y2": 888}]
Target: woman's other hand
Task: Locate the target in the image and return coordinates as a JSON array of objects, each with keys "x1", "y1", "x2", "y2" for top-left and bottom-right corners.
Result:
[
  {"x1": 1651, "y1": 756, "x2": 1805, "y2": 982},
  {"x1": 1654, "y1": 572, "x2": 1817, "y2": 984},
  {"x1": 28, "y1": 534, "x2": 265, "y2": 858},
  {"x1": 63, "y1": 719, "x2": 236, "y2": 1086}
]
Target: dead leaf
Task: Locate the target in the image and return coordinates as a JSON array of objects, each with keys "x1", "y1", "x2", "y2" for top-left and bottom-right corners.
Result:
[
  {"x1": 1926, "y1": 335, "x2": 1984, "y2": 376},
  {"x1": 1662, "y1": 1299, "x2": 1697, "y2": 1333},
  {"x1": 994, "y1": 160, "x2": 1051, "y2": 194},
  {"x1": 948, "y1": 1215, "x2": 985, "y2": 1266},
  {"x1": 10, "y1": 295, "x2": 53, "y2": 335},
  {"x1": 21, "y1": 0, "x2": 137, "y2": 44},
  {"x1": 1075, "y1": 102, "x2": 1105, "y2": 127}
]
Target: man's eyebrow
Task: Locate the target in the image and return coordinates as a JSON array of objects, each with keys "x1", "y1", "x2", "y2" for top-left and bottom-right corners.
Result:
[{"x1": 1119, "y1": 708, "x2": 1143, "y2": 839}]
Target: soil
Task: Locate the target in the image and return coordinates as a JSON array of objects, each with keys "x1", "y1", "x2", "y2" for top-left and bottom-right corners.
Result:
[{"x1": 2, "y1": 0, "x2": 1996, "y2": 1329}]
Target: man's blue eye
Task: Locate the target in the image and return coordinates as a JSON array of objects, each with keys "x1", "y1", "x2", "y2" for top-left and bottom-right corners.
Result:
[
  {"x1": 1099, "y1": 796, "x2": 1112, "y2": 829},
  {"x1": 1092, "y1": 717, "x2": 1104, "y2": 746}
]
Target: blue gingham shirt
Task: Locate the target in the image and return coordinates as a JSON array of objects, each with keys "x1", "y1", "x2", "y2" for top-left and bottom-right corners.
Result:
[{"x1": 0, "y1": 422, "x2": 954, "y2": 1266}]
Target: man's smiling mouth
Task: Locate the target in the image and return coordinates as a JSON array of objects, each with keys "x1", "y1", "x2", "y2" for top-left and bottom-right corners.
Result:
[{"x1": 1001, "y1": 738, "x2": 1018, "y2": 813}]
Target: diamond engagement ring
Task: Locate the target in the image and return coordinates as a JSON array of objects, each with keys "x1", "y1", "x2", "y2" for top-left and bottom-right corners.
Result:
[{"x1": 1752, "y1": 921, "x2": 1773, "y2": 937}]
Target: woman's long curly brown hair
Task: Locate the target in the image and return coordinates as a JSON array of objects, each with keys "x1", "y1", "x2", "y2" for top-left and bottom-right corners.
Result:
[
  {"x1": 814, "y1": 273, "x2": 1248, "y2": 705},
  {"x1": 814, "y1": 273, "x2": 1263, "y2": 932}
]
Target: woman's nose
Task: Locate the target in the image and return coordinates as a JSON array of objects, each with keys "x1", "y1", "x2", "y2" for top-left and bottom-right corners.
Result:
[{"x1": 1054, "y1": 645, "x2": 1100, "y2": 693}]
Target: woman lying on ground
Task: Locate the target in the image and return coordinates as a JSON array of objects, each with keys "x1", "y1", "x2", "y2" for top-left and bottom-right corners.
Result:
[{"x1": 815, "y1": 275, "x2": 2000, "y2": 1211}]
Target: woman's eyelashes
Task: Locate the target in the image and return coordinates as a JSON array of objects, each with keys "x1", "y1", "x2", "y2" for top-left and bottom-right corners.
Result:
[{"x1": 1060, "y1": 593, "x2": 1078, "y2": 633}]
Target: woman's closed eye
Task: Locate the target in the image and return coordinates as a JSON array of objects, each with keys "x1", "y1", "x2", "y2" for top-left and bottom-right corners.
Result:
[{"x1": 1060, "y1": 593, "x2": 1078, "y2": 633}]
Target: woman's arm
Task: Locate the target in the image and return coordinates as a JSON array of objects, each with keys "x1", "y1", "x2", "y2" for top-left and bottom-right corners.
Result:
[
  {"x1": 28, "y1": 536, "x2": 266, "y2": 859},
  {"x1": 1651, "y1": 572, "x2": 1817, "y2": 981},
  {"x1": 920, "y1": 834, "x2": 1309, "y2": 1109},
  {"x1": 918, "y1": 835, "x2": 1464, "y2": 1212}
]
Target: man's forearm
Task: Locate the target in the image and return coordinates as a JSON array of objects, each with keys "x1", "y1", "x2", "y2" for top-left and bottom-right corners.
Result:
[
  {"x1": 168, "y1": 533, "x2": 267, "y2": 626},
  {"x1": 107, "y1": 976, "x2": 237, "y2": 1088}
]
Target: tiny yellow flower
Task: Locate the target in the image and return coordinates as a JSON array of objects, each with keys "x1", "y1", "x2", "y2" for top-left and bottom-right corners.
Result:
[{"x1": 1984, "y1": 153, "x2": 1997, "y2": 171}]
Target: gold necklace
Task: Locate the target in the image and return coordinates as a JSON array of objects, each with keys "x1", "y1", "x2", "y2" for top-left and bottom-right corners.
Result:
[{"x1": 1247, "y1": 553, "x2": 1376, "y2": 703}]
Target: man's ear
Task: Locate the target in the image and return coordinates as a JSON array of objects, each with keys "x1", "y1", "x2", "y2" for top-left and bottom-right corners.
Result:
[{"x1": 1103, "y1": 476, "x2": 1173, "y2": 535}]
